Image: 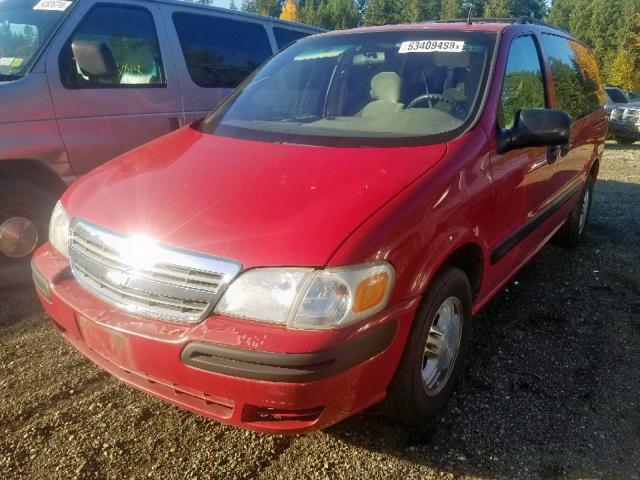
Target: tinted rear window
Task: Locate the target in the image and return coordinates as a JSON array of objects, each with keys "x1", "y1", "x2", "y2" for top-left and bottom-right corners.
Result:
[
  {"x1": 541, "y1": 34, "x2": 604, "y2": 121},
  {"x1": 605, "y1": 88, "x2": 628, "y2": 103},
  {"x1": 172, "y1": 12, "x2": 272, "y2": 88},
  {"x1": 273, "y1": 27, "x2": 310, "y2": 49}
]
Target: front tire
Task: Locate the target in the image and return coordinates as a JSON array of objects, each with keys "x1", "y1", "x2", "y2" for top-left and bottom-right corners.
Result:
[
  {"x1": 0, "y1": 179, "x2": 57, "y2": 286},
  {"x1": 385, "y1": 266, "x2": 472, "y2": 425},
  {"x1": 614, "y1": 136, "x2": 636, "y2": 145}
]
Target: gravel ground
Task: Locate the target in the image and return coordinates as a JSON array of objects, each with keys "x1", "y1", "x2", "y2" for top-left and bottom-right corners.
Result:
[{"x1": 1, "y1": 144, "x2": 639, "y2": 480}]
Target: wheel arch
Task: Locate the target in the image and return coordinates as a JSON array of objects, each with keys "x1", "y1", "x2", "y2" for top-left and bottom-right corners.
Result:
[
  {"x1": 413, "y1": 239, "x2": 487, "y2": 303},
  {"x1": 443, "y1": 242, "x2": 484, "y2": 299},
  {"x1": 589, "y1": 156, "x2": 600, "y2": 180}
]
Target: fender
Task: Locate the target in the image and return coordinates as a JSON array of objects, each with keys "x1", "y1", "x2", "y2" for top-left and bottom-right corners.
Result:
[{"x1": 328, "y1": 126, "x2": 493, "y2": 309}]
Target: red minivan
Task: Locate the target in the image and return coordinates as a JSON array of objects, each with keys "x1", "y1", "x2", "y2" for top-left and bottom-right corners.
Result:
[{"x1": 32, "y1": 18, "x2": 607, "y2": 433}]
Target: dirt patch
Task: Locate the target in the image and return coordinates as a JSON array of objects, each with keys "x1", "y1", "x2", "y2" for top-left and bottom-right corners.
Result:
[{"x1": 1, "y1": 145, "x2": 639, "y2": 480}]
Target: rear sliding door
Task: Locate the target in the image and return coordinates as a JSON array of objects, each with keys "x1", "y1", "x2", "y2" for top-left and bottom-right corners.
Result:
[
  {"x1": 164, "y1": 8, "x2": 274, "y2": 124},
  {"x1": 540, "y1": 34, "x2": 607, "y2": 190}
]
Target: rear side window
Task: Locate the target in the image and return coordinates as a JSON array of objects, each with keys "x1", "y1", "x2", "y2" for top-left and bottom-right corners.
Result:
[
  {"x1": 59, "y1": 5, "x2": 165, "y2": 89},
  {"x1": 541, "y1": 35, "x2": 604, "y2": 121},
  {"x1": 498, "y1": 35, "x2": 546, "y2": 129},
  {"x1": 173, "y1": 12, "x2": 272, "y2": 88},
  {"x1": 273, "y1": 27, "x2": 310, "y2": 50},
  {"x1": 605, "y1": 87, "x2": 628, "y2": 103}
]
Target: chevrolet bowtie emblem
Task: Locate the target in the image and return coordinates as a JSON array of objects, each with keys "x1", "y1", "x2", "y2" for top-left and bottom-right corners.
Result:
[{"x1": 105, "y1": 269, "x2": 131, "y2": 287}]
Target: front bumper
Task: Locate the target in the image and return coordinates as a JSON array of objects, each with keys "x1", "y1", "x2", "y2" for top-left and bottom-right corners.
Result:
[
  {"x1": 609, "y1": 120, "x2": 640, "y2": 140},
  {"x1": 32, "y1": 243, "x2": 419, "y2": 433}
]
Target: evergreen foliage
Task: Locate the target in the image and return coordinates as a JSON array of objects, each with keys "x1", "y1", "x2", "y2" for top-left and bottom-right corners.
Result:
[
  {"x1": 235, "y1": 0, "x2": 640, "y2": 91},
  {"x1": 549, "y1": 0, "x2": 640, "y2": 90},
  {"x1": 241, "y1": 0, "x2": 283, "y2": 16}
]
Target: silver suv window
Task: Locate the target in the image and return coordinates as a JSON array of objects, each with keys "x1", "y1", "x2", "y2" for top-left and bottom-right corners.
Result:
[
  {"x1": 172, "y1": 12, "x2": 272, "y2": 89},
  {"x1": 59, "y1": 4, "x2": 165, "y2": 88},
  {"x1": 605, "y1": 87, "x2": 628, "y2": 104}
]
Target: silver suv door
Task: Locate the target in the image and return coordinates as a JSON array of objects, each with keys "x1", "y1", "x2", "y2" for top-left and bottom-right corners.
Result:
[{"x1": 45, "y1": 0, "x2": 181, "y2": 175}]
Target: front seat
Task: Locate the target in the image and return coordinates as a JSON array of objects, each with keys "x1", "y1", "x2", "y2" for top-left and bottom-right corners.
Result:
[{"x1": 361, "y1": 72, "x2": 404, "y2": 118}]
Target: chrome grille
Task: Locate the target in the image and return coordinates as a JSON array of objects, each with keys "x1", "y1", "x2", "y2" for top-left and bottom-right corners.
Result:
[
  {"x1": 611, "y1": 107, "x2": 640, "y2": 124},
  {"x1": 69, "y1": 220, "x2": 242, "y2": 323}
]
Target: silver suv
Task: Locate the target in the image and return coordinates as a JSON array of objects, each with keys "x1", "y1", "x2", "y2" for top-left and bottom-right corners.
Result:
[
  {"x1": 0, "y1": 0, "x2": 320, "y2": 285},
  {"x1": 605, "y1": 86, "x2": 640, "y2": 144}
]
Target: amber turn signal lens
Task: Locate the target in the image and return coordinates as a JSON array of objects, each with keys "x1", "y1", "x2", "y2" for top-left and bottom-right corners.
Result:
[{"x1": 353, "y1": 272, "x2": 390, "y2": 313}]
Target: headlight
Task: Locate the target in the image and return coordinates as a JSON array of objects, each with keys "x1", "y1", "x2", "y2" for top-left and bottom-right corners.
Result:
[
  {"x1": 214, "y1": 262, "x2": 394, "y2": 329},
  {"x1": 49, "y1": 200, "x2": 70, "y2": 258}
]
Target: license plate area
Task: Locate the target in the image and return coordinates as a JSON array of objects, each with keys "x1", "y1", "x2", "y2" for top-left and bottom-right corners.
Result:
[{"x1": 77, "y1": 315, "x2": 135, "y2": 371}]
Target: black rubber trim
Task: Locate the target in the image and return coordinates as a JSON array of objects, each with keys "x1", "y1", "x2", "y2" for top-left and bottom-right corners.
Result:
[
  {"x1": 181, "y1": 321, "x2": 397, "y2": 383},
  {"x1": 490, "y1": 181, "x2": 582, "y2": 265}
]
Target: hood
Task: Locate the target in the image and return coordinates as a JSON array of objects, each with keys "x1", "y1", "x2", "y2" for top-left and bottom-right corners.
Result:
[{"x1": 64, "y1": 127, "x2": 446, "y2": 268}]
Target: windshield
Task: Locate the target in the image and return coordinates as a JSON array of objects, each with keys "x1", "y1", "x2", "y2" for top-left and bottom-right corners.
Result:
[
  {"x1": 606, "y1": 88, "x2": 628, "y2": 104},
  {"x1": 201, "y1": 30, "x2": 497, "y2": 147},
  {"x1": 0, "y1": 0, "x2": 72, "y2": 81}
]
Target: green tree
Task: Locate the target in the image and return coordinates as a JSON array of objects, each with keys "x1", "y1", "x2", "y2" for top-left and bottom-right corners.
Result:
[
  {"x1": 547, "y1": 0, "x2": 572, "y2": 29},
  {"x1": 439, "y1": 0, "x2": 462, "y2": 19},
  {"x1": 364, "y1": 0, "x2": 403, "y2": 25},
  {"x1": 241, "y1": 0, "x2": 283, "y2": 16},
  {"x1": 299, "y1": 0, "x2": 320, "y2": 23},
  {"x1": 300, "y1": 0, "x2": 361, "y2": 28},
  {"x1": 607, "y1": 49, "x2": 640, "y2": 90},
  {"x1": 483, "y1": 0, "x2": 510, "y2": 17},
  {"x1": 356, "y1": 0, "x2": 368, "y2": 17},
  {"x1": 323, "y1": 0, "x2": 360, "y2": 29},
  {"x1": 508, "y1": 0, "x2": 546, "y2": 18},
  {"x1": 402, "y1": 0, "x2": 441, "y2": 22}
]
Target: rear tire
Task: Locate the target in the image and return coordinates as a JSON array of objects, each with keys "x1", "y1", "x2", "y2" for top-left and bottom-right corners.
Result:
[
  {"x1": 0, "y1": 179, "x2": 57, "y2": 286},
  {"x1": 614, "y1": 136, "x2": 636, "y2": 145},
  {"x1": 384, "y1": 266, "x2": 472, "y2": 426},
  {"x1": 553, "y1": 175, "x2": 594, "y2": 248}
]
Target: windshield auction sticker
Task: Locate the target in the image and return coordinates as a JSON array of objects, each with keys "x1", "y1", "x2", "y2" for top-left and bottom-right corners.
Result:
[
  {"x1": 399, "y1": 40, "x2": 465, "y2": 53},
  {"x1": 33, "y1": 0, "x2": 72, "y2": 11}
]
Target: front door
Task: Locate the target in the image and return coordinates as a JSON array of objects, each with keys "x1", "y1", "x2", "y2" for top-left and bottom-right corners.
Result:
[
  {"x1": 486, "y1": 34, "x2": 559, "y2": 284},
  {"x1": 46, "y1": 0, "x2": 182, "y2": 175}
]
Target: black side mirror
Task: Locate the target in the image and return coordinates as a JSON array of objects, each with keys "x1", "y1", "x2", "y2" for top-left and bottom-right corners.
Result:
[
  {"x1": 71, "y1": 40, "x2": 118, "y2": 80},
  {"x1": 497, "y1": 108, "x2": 570, "y2": 154}
]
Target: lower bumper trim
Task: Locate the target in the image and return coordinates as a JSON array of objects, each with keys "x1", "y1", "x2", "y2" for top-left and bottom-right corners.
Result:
[{"x1": 181, "y1": 320, "x2": 397, "y2": 383}]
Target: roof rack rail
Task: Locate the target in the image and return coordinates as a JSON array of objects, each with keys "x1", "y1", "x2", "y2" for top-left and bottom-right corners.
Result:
[{"x1": 433, "y1": 16, "x2": 573, "y2": 37}]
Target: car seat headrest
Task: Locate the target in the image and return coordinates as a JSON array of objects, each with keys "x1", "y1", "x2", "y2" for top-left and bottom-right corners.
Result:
[{"x1": 370, "y1": 71, "x2": 401, "y2": 103}]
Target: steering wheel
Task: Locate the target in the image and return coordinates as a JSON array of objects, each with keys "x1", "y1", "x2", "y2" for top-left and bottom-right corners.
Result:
[{"x1": 406, "y1": 93, "x2": 466, "y2": 117}]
